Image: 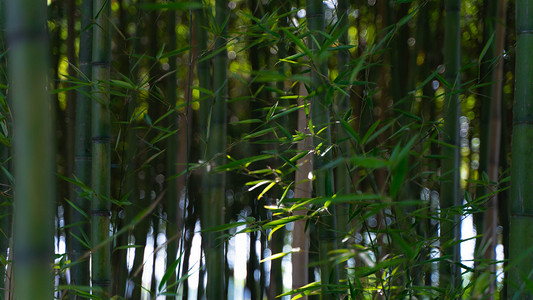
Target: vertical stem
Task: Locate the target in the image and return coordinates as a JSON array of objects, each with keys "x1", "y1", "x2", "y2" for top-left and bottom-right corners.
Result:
[
  {"x1": 70, "y1": 0, "x2": 93, "y2": 291},
  {"x1": 200, "y1": 0, "x2": 227, "y2": 298},
  {"x1": 306, "y1": 0, "x2": 338, "y2": 297},
  {"x1": 334, "y1": 0, "x2": 350, "y2": 283},
  {"x1": 440, "y1": 0, "x2": 462, "y2": 292},
  {"x1": 165, "y1": 6, "x2": 179, "y2": 298},
  {"x1": 509, "y1": 0, "x2": 533, "y2": 297},
  {"x1": 91, "y1": 0, "x2": 111, "y2": 295},
  {"x1": 474, "y1": 0, "x2": 506, "y2": 298},
  {"x1": 292, "y1": 85, "x2": 312, "y2": 300},
  {"x1": 6, "y1": 0, "x2": 55, "y2": 298}
]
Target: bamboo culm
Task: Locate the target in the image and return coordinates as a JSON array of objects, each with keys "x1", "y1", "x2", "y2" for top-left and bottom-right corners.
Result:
[
  {"x1": 91, "y1": 0, "x2": 112, "y2": 295},
  {"x1": 6, "y1": 0, "x2": 55, "y2": 298}
]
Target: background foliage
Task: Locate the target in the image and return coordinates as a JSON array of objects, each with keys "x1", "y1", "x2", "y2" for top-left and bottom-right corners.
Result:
[{"x1": 0, "y1": 0, "x2": 522, "y2": 299}]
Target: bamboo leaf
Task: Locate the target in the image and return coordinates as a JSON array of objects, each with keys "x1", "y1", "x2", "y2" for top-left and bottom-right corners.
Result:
[
  {"x1": 242, "y1": 127, "x2": 276, "y2": 140},
  {"x1": 278, "y1": 182, "x2": 293, "y2": 205},
  {"x1": 215, "y1": 154, "x2": 273, "y2": 171},
  {"x1": 158, "y1": 253, "x2": 183, "y2": 292},
  {"x1": 259, "y1": 251, "x2": 290, "y2": 263},
  {"x1": 266, "y1": 101, "x2": 278, "y2": 121},
  {"x1": 340, "y1": 119, "x2": 361, "y2": 144},
  {"x1": 201, "y1": 221, "x2": 248, "y2": 232},
  {"x1": 351, "y1": 155, "x2": 390, "y2": 169},
  {"x1": 257, "y1": 181, "x2": 276, "y2": 200},
  {"x1": 263, "y1": 215, "x2": 305, "y2": 228},
  {"x1": 138, "y1": 2, "x2": 203, "y2": 10},
  {"x1": 361, "y1": 120, "x2": 380, "y2": 145},
  {"x1": 281, "y1": 28, "x2": 312, "y2": 58},
  {"x1": 390, "y1": 154, "x2": 408, "y2": 198}
]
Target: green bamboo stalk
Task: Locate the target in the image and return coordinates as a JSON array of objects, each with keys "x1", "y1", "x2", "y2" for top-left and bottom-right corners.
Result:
[
  {"x1": 498, "y1": 74, "x2": 511, "y2": 300},
  {"x1": 199, "y1": 0, "x2": 227, "y2": 298},
  {"x1": 306, "y1": 0, "x2": 338, "y2": 298},
  {"x1": 440, "y1": 0, "x2": 461, "y2": 292},
  {"x1": 165, "y1": 7, "x2": 179, "y2": 298},
  {"x1": 333, "y1": 1, "x2": 350, "y2": 283},
  {"x1": 334, "y1": 0, "x2": 350, "y2": 196},
  {"x1": 509, "y1": 0, "x2": 533, "y2": 297},
  {"x1": 70, "y1": 0, "x2": 93, "y2": 292},
  {"x1": 473, "y1": 0, "x2": 497, "y2": 265},
  {"x1": 91, "y1": 0, "x2": 112, "y2": 295},
  {"x1": 195, "y1": 0, "x2": 210, "y2": 158},
  {"x1": 410, "y1": 1, "x2": 434, "y2": 290},
  {"x1": 121, "y1": 2, "x2": 150, "y2": 298},
  {"x1": 246, "y1": 2, "x2": 268, "y2": 298},
  {"x1": 472, "y1": 0, "x2": 506, "y2": 298},
  {"x1": 6, "y1": 0, "x2": 55, "y2": 298},
  {"x1": 110, "y1": 1, "x2": 130, "y2": 293},
  {"x1": 145, "y1": 1, "x2": 164, "y2": 294},
  {"x1": 179, "y1": 4, "x2": 211, "y2": 298},
  {"x1": 269, "y1": 1, "x2": 289, "y2": 297}
]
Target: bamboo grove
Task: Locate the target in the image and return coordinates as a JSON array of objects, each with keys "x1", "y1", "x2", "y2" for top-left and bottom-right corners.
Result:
[{"x1": 0, "y1": 0, "x2": 530, "y2": 298}]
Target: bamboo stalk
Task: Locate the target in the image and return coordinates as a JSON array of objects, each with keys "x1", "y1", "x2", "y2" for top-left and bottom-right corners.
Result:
[
  {"x1": 200, "y1": 0, "x2": 227, "y2": 298},
  {"x1": 334, "y1": 0, "x2": 350, "y2": 283},
  {"x1": 440, "y1": 0, "x2": 462, "y2": 292},
  {"x1": 91, "y1": 0, "x2": 112, "y2": 295},
  {"x1": 509, "y1": 0, "x2": 533, "y2": 297},
  {"x1": 165, "y1": 6, "x2": 179, "y2": 298},
  {"x1": 306, "y1": 0, "x2": 338, "y2": 298},
  {"x1": 70, "y1": 0, "x2": 93, "y2": 292},
  {"x1": 473, "y1": 0, "x2": 506, "y2": 298},
  {"x1": 292, "y1": 86, "x2": 312, "y2": 300},
  {"x1": 6, "y1": 0, "x2": 55, "y2": 298}
]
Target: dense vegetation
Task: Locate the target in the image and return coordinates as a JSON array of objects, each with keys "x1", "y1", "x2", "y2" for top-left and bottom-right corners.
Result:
[{"x1": 0, "y1": 0, "x2": 526, "y2": 299}]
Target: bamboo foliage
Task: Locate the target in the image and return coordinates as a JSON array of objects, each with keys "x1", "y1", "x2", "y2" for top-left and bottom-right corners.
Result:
[
  {"x1": 6, "y1": 0, "x2": 55, "y2": 299},
  {"x1": 0, "y1": 0, "x2": 527, "y2": 298},
  {"x1": 91, "y1": 0, "x2": 112, "y2": 295}
]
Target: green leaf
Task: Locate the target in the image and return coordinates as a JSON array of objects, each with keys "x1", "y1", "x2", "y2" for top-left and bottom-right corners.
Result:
[
  {"x1": 361, "y1": 120, "x2": 380, "y2": 145},
  {"x1": 351, "y1": 155, "x2": 390, "y2": 169},
  {"x1": 263, "y1": 215, "x2": 305, "y2": 228},
  {"x1": 478, "y1": 31, "x2": 495, "y2": 64},
  {"x1": 158, "y1": 253, "x2": 183, "y2": 292},
  {"x1": 201, "y1": 221, "x2": 248, "y2": 232},
  {"x1": 257, "y1": 181, "x2": 276, "y2": 200},
  {"x1": 340, "y1": 119, "x2": 361, "y2": 144},
  {"x1": 309, "y1": 194, "x2": 383, "y2": 206},
  {"x1": 270, "y1": 104, "x2": 303, "y2": 122},
  {"x1": 216, "y1": 154, "x2": 273, "y2": 171},
  {"x1": 161, "y1": 46, "x2": 190, "y2": 59},
  {"x1": 281, "y1": 28, "x2": 312, "y2": 58},
  {"x1": 242, "y1": 127, "x2": 275, "y2": 140},
  {"x1": 278, "y1": 182, "x2": 293, "y2": 205},
  {"x1": 390, "y1": 154, "x2": 408, "y2": 198},
  {"x1": 266, "y1": 101, "x2": 278, "y2": 121},
  {"x1": 230, "y1": 118, "x2": 263, "y2": 125},
  {"x1": 259, "y1": 251, "x2": 291, "y2": 263},
  {"x1": 138, "y1": 2, "x2": 203, "y2": 10}
]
